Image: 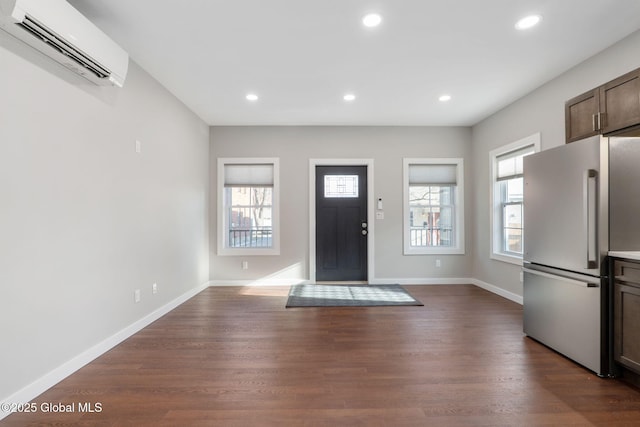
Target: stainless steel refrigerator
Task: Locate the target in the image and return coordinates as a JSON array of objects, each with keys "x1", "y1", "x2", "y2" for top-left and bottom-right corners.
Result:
[{"x1": 523, "y1": 133, "x2": 640, "y2": 376}]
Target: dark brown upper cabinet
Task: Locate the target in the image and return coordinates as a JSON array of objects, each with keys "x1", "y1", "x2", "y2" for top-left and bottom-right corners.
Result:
[
  {"x1": 600, "y1": 69, "x2": 640, "y2": 135},
  {"x1": 565, "y1": 88, "x2": 601, "y2": 143},
  {"x1": 565, "y1": 68, "x2": 640, "y2": 143}
]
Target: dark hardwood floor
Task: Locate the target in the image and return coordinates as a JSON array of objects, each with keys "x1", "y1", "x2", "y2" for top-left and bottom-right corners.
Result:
[{"x1": 3, "y1": 285, "x2": 640, "y2": 426}]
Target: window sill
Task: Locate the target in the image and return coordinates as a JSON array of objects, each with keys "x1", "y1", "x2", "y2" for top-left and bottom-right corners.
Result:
[
  {"x1": 491, "y1": 252, "x2": 523, "y2": 266},
  {"x1": 218, "y1": 247, "x2": 280, "y2": 256},
  {"x1": 404, "y1": 247, "x2": 465, "y2": 255}
]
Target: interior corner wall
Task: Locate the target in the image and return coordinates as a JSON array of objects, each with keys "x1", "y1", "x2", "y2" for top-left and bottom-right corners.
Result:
[
  {"x1": 209, "y1": 126, "x2": 473, "y2": 284},
  {"x1": 0, "y1": 34, "x2": 210, "y2": 400},
  {"x1": 470, "y1": 29, "x2": 640, "y2": 297}
]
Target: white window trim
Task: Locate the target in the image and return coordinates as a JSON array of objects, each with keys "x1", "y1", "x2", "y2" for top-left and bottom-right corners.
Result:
[
  {"x1": 489, "y1": 133, "x2": 540, "y2": 265},
  {"x1": 403, "y1": 158, "x2": 465, "y2": 255},
  {"x1": 217, "y1": 157, "x2": 280, "y2": 256}
]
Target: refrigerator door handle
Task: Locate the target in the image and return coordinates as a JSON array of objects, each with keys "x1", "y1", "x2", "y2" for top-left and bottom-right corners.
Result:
[
  {"x1": 583, "y1": 169, "x2": 598, "y2": 269},
  {"x1": 523, "y1": 268, "x2": 599, "y2": 288}
]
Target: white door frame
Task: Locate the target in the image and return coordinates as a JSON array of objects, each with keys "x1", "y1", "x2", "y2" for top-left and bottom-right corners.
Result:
[{"x1": 309, "y1": 159, "x2": 375, "y2": 283}]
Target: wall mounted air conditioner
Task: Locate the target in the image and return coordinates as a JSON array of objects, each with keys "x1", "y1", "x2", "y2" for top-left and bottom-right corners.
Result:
[{"x1": 0, "y1": 0, "x2": 129, "y2": 87}]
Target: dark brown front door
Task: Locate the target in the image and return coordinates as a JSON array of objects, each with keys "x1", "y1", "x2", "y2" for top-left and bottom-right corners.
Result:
[{"x1": 315, "y1": 166, "x2": 368, "y2": 281}]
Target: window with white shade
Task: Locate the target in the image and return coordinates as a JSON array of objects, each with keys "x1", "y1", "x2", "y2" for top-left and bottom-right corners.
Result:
[
  {"x1": 218, "y1": 158, "x2": 280, "y2": 255},
  {"x1": 490, "y1": 134, "x2": 540, "y2": 264},
  {"x1": 403, "y1": 158, "x2": 464, "y2": 255}
]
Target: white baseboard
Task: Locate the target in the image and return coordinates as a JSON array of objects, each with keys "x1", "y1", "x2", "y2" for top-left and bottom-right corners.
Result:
[
  {"x1": 470, "y1": 278, "x2": 523, "y2": 305},
  {"x1": 0, "y1": 281, "x2": 211, "y2": 421}
]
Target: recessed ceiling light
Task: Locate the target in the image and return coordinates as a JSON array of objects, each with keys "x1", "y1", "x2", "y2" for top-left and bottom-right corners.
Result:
[
  {"x1": 515, "y1": 15, "x2": 541, "y2": 30},
  {"x1": 246, "y1": 93, "x2": 259, "y2": 101},
  {"x1": 362, "y1": 13, "x2": 382, "y2": 28},
  {"x1": 439, "y1": 94, "x2": 452, "y2": 102},
  {"x1": 343, "y1": 93, "x2": 356, "y2": 102}
]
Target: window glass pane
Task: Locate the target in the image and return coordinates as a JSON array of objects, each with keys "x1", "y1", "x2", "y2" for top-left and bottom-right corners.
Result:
[
  {"x1": 324, "y1": 175, "x2": 358, "y2": 198},
  {"x1": 504, "y1": 227, "x2": 523, "y2": 253},
  {"x1": 504, "y1": 204, "x2": 522, "y2": 228},
  {"x1": 226, "y1": 186, "x2": 273, "y2": 248},
  {"x1": 439, "y1": 186, "x2": 452, "y2": 204},
  {"x1": 502, "y1": 201, "x2": 523, "y2": 254},
  {"x1": 429, "y1": 188, "x2": 440, "y2": 205},
  {"x1": 499, "y1": 177, "x2": 524, "y2": 255},
  {"x1": 409, "y1": 206, "x2": 429, "y2": 246},
  {"x1": 409, "y1": 186, "x2": 430, "y2": 206},
  {"x1": 438, "y1": 206, "x2": 453, "y2": 247},
  {"x1": 505, "y1": 177, "x2": 523, "y2": 203},
  {"x1": 439, "y1": 206, "x2": 453, "y2": 228},
  {"x1": 409, "y1": 185, "x2": 454, "y2": 248}
]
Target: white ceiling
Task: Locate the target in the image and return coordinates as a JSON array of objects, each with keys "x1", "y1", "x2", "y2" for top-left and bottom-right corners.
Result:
[{"x1": 67, "y1": 0, "x2": 640, "y2": 126}]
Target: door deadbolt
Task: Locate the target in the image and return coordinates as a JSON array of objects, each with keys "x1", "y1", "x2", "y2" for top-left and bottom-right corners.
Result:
[{"x1": 361, "y1": 222, "x2": 368, "y2": 229}]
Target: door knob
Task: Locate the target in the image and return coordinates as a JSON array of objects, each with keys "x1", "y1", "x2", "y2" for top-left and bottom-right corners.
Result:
[
  {"x1": 362, "y1": 230, "x2": 368, "y2": 236},
  {"x1": 361, "y1": 222, "x2": 368, "y2": 229}
]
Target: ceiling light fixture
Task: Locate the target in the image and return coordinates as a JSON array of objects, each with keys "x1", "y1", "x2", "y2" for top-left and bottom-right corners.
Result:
[
  {"x1": 439, "y1": 94, "x2": 452, "y2": 102},
  {"x1": 343, "y1": 93, "x2": 356, "y2": 102},
  {"x1": 362, "y1": 13, "x2": 382, "y2": 28},
  {"x1": 515, "y1": 15, "x2": 541, "y2": 30},
  {"x1": 246, "y1": 93, "x2": 259, "y2": 101}
]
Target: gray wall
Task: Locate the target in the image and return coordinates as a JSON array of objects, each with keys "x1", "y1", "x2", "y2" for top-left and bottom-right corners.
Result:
[
  {"x1": 0, "y1": 34, "x2": 209, "y2": 400},
  {"x1": 471, "y1": 30, "x2": 640, "y2": 296},
  {"x1": 210, "y1": 126, "x2": 472, "y2": 283}
]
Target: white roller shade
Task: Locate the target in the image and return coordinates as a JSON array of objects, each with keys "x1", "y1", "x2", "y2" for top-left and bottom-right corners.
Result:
[
  {"x1": 409, "y1": 164, "x2": 457, "y2": 185},
  {"x1": 224, "y1": 164, "x2": 274, "y2": 186},
  {"x1": 497, "y1": 146, "x2": 535, "y2": 181}
]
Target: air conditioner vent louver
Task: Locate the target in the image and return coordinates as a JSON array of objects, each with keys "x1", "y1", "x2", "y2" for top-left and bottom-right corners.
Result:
[{"x1": 18, "y1": 16, "x2": 110, "y2": 80}]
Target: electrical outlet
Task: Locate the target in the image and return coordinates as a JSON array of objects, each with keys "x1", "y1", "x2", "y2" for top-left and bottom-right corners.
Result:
[
  {"x1": 435, "y1": 259, "x2": 441, "y2": 268},
  {"x1": 134, "y1": 289, "x2": 141, "y2": 303},
  {"x1": 152, "y1": 283, "x2": 158, "y2": 294},
  {"x1": 135, "y1": 140, "x2": 141, "y2": 153},
  {"x1": 242, "y1": 261, "x2": 249, "y2": 270},
  {"x1": 520, "y1": 271, "x2": 524, "y2": 283}
]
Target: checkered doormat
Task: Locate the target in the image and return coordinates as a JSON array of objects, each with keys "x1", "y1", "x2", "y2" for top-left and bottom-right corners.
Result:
[{"x1": 285, "y1": 284, "x2": 423, "y2": 307}]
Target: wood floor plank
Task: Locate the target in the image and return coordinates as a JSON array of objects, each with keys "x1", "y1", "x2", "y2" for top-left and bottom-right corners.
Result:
[{"x1": 3, "y1": 285, "x2": 640, "y2": 426}]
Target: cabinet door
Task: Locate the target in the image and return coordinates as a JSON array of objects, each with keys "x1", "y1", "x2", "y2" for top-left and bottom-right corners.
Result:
[
  {"x1": 614, "y1": 268, "x2": 640, "y2": 374},
  {"x1": 601, "y1": 69, "x2": 640, "y2": 135},
  {"x1": 565, "y1": 88, "x2": 600, "y2": 143}
]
